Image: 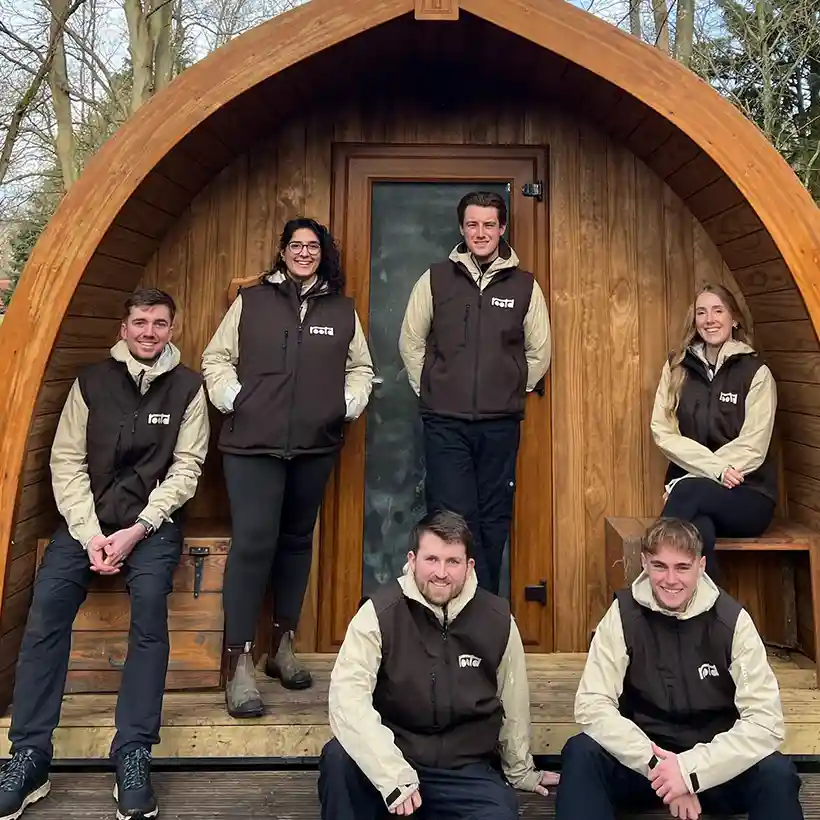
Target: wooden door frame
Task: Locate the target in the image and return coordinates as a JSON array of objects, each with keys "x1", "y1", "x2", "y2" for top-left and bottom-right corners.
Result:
[{"x1": 318, "y1": 143, "x2": 552, "y2": 651}]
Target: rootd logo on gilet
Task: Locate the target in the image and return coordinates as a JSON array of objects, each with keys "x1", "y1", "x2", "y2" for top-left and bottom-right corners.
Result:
[
  {"x1": 490, "y1": 297, "x2": 514, "y2": 309},
  {"x1": 698, "y1": 662, "x2": 719, "y2": 680},
  {"x1": 719, "y1": 391, "x2": 738, "y2": 405},
  {"x1": 458, "y1": 654, "x2": 481, "y2": 668},
  {"x1": 310, "y1": 326, "x2": 334, "y2": 336},
  {"x1": 147, "y1": 413, "x2": 171, "y2": 425}
]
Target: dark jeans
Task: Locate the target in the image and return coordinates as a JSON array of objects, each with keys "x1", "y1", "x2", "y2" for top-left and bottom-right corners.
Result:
[
  {"x1": 556, "y1": 733, "x2": 803, "y2": 820},
  {"x1": 9, "y1": 522, "x2": 182, "y2": 761},
  {"x1": 422, "y1": 414, "x2": 520, "y2": 594},
  {"x1": 318, "y1": 738, "x2": 518, "y2": 820},
  {"x1": 222, "y1": 451, "x2": 336, "y2": 646},
  {"x1": 662, "y1": 478, "x2": 775, "y2": 583}
]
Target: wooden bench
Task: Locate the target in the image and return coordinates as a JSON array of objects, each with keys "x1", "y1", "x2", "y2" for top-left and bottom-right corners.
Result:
[
  {"x1": 35, "y1": 523, "x2": 229, "y2": 694},
  {"x1": 605, "y1": 517, "x2": 820, "y2": 686}
]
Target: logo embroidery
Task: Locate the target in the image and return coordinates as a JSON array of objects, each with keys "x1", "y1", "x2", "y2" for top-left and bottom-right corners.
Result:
[
  {"x1": 310, "y1": 326, "x2": 334, "y2": 336},
  {"x1": 147, "y1": 413, "x2": 171, "y2": 425},
  {"x1": 698, "y1": 663, "x2": 719, "y2": 680},
  {"x1": 490, "y1": 297, "x2": 514, "y2": 309},
  {"x1": 458, "y1": 654, "x2": 481, "y2": 668},
  {"x1": 719, "y1": 392, "x2": 738, "y2": 404}
]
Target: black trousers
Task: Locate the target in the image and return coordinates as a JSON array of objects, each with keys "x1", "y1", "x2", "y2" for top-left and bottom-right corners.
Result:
[
  {"x1": 662, "y1": 478, "x2": 775, "y2": 583},
  {"x1": 317, "y1": 738, "x2": 518, "y2": 820},
  {"x1": 422, "y1": 414, "x2": 520, "y2": 594},
  {"x1": 9, "y1": 522, "x2": 181, "y2": 761},
  {"x1": 556, "y1": 733, "x2": 803, "y2": 820},
  {"x1": 222, "y1": 451, "x2": 337, "y2": 646}
]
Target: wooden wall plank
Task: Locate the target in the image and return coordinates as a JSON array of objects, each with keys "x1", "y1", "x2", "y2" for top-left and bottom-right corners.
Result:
[
  {"x1": 244, "y1": 137, "x2": 279, "y2": 278},
  {"x1": 635, "y1": 165, "x2": 669, "y2": 516},
  {"x1": 745, "y1": 288, "x2": 808, "y2": 323},
  {"x1": 755, "y1": 320, "x2": 819, "y2": 352},
  {"x1": 766, "y1": 352, "x2": 820, "y2": 384},
  {"x1": 780, "y1": 411, "x2": 820, "y2": 448},
  {"x1": 579, "y1": 125, "x2": 613, "y2": 635},
  {"x1": 607, "y1": 148, "x2": 643, "y2": 521},
  {"x1": 68, "y1": 285, "x2": 129, "y2": 320},
  {"x1": 663, "y1": 185, "x2": 694, "y2": 350},
  {"x1": 45, "y1": 349, "x2": 109, "y2": 382},
  {"x1": 549, "y1": 115, "x2": 586, "y2": 651},
  {"x1": 733, "y1": 260, "x2": 793, "y2": 296}
]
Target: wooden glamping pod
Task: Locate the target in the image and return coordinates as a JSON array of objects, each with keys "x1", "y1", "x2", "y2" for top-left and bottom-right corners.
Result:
[{"x1": 2, "y1": 0, "x2": 820, "y2": 760}]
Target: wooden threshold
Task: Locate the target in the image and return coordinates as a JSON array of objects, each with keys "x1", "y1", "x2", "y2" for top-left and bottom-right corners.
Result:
[{"x1": 1, "y1": 653, "x2": 819, "y2": 760}]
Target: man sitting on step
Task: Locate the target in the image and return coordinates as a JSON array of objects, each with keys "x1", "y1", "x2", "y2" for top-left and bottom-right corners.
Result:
[
  {"x1": 0, "y1": 288, "x2": 209, "y2": 820},
  {"x1": 318, "y1": 509, "x2": 559, "y2": 819},
  {"x1": 557, "y1": 517, "x2": 803, "y2": 820}
]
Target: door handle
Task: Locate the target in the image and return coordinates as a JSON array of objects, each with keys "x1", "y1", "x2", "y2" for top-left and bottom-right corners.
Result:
[{"x1": 524, "y1": 580, "x2": 547, "y2": 606}]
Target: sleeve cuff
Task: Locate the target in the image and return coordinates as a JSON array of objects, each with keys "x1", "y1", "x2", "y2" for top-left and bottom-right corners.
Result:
[
  {"x1": 676, "y1": 751, "x2": 698, "y2": 794},
  {"x1": 224, "y1": 381, "x2": 241, "y2": 413},
  {"x1": 512, "y1": 769, "x2": 542, "y2": 792},
  {"x1": 384, "y1": 782, "x2": 420, "y2": 810},
  {"x1": 136, "y1": 507, "x2": 164, "y2": 531},
  {"x1": 70, "y1": 521, "x2": 104, "y2": 551}
]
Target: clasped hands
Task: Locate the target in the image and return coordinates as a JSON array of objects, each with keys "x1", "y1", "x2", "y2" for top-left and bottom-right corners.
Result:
[
  {"x1": 86, "y1": 523, "x2": 147, "y2": 574},
  {"x1": 650, "y1": 743, "x2": 701, "y2": 819}
]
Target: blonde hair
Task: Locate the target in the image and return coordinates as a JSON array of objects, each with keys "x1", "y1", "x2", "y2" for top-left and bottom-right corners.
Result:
[
  {"x1": 643, "y1": 518, "x2": 703, "y2": 560},
  {"x1": 665, "y1": 283, "x2": 752, "y2": 421}
]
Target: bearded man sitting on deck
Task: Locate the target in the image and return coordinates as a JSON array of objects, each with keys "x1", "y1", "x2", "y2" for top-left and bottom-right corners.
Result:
[{"x1": 317, "y1": 509, "x2": 559, "y2": 819}]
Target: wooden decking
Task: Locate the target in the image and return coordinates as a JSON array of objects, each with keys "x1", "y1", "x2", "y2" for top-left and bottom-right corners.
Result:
[
  {"x1": 2, "y1": 652, "x2": 820, "y2": 759},
  {"x1": 8, "y1": 770, "x2": 820, "y2": 818}
]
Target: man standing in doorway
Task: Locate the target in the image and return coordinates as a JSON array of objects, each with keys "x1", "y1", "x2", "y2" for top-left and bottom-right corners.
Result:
[{"x1": 399, "y1": 191, "x2": 551, "y2": 594}]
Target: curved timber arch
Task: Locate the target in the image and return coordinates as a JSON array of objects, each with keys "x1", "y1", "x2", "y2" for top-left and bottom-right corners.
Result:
[{"x1": 1, "y1": 0, "x2": 820, "y2": 631}]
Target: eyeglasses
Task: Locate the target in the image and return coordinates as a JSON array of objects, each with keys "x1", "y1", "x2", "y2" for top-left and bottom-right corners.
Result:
[{"x1": 287, "y1": 241, "x2": 321, "y2": 255}]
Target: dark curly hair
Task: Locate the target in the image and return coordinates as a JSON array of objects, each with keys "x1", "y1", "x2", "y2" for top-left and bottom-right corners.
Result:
[{"x1": 271, "y1": 217, "x2": 345, "y2": 294}]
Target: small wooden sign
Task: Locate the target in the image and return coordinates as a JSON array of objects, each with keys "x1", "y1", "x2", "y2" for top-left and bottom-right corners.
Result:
[{"x1": 415, "y1": 0, "x2": 459, "y2": 20}]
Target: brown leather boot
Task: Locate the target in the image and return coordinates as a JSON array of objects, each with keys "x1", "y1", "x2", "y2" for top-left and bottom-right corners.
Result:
[
  {"x1": 225, "y1": 642, "x2": 264, "y2": 718},
  {"x1": 264, "y1": 623, "x2": 313, "y2": 690}
]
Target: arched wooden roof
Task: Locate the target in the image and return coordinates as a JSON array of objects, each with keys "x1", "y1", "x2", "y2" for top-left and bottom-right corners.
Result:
[{"x1": 1, "y1": 0, "x2": 819, "y2": 593}]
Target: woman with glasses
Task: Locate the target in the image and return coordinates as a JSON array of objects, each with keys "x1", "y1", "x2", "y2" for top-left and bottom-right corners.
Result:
[{"x1": 203, "y1": 217, "x2": 374, "y2": 718}]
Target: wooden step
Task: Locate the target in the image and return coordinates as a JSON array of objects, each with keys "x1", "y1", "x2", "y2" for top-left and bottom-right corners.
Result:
[
  {"x1": 16, "y1": 770, "x2": 820, "y2": 818},
  {"x1": 3, "y1": 652, "x2": 820, "y2": 760}
]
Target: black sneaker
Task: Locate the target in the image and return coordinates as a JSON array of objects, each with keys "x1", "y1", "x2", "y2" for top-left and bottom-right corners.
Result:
[
  {"x1": 113, "y1": 747, "x2": 157, "y2": 819},
  {"x1": 0, "y1": 748, "x2": 50, "y2": 820}
]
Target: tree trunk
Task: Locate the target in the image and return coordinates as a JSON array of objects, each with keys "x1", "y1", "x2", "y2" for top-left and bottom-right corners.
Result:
[
  {"x1": 149, "y1": 0, "x2": 173, "y2": 92},
  {"x1": 652, "y1": 0, "x2": 670, "y2": 54},
  {"x1": 674, "y1": 0, "x2": 695, "y2": 66},
  {"x1": 0, "y1": 0, "x2": 85, "y2": 188},
  {"x1": 629, "y1": 0, "x2": 642, "y2": 39},
  {"x1": 124, "y1": 0, "x2": 153, "y2": 112},
  {"x1": 48, "y1": 0, "x2": 78, "y2": 190}
]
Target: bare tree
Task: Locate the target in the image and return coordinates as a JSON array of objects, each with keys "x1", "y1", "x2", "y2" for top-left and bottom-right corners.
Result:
[
  {"x1": 652, "y1": 0, "x2": 671, "y2": 51},
  {"x1": 48, "y1": 0, "x2": 78, "y2": 190},
  {"x1": 0, "y1": 0, "x2": 85, "y2": 188},
  {"x1": 675, "y1": 0, "x2": 695, "y2": 65}
]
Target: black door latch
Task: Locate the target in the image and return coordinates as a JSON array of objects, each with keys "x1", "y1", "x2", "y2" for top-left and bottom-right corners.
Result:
[
  {"x1": 190, "y1": 546, "x2": 210, "y2": 598},
  {"x1": 524, "y1": 579, "x2": 548, "y2": 606}
]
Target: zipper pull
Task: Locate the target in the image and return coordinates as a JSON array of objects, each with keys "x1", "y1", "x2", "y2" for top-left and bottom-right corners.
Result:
[
  {"x1": 131, "y1": 411, "x2": 138, "y2": 434},
  {"x1": 282, "y1": 329, "x2": 289, "y2": 349}
]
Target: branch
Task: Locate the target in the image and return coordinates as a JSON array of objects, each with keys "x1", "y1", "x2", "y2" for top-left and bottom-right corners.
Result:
[
  {"x1": 0, "y1": 21, "x2": 47, "y2": 62},
  {"x1": 0, "y1": 0, "x2": 86, "y2": 187},
  {"x1": 146, "y1": 0, "x2": 174, "y2": 18}
]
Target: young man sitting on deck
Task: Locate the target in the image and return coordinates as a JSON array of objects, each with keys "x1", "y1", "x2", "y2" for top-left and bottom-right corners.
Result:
[
  {"x1": 317, "y1": 509, "x2": 559, "y2": 819},
  {"x1": 0, "y1": 288, "x2": 209, "y2": 820},
  {"x1": 557, "y1": 517, "x2": 803, "y2": 820}
]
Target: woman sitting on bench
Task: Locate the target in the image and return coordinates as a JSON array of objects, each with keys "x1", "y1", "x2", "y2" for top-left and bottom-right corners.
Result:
[{"x1": 650, "y1": 283, "x2": 778, "y2": 582}]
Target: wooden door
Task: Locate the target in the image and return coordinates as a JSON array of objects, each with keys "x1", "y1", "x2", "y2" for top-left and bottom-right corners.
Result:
[{"x1": 319, "y1": 145, "x2": 552, "y2": 652}]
